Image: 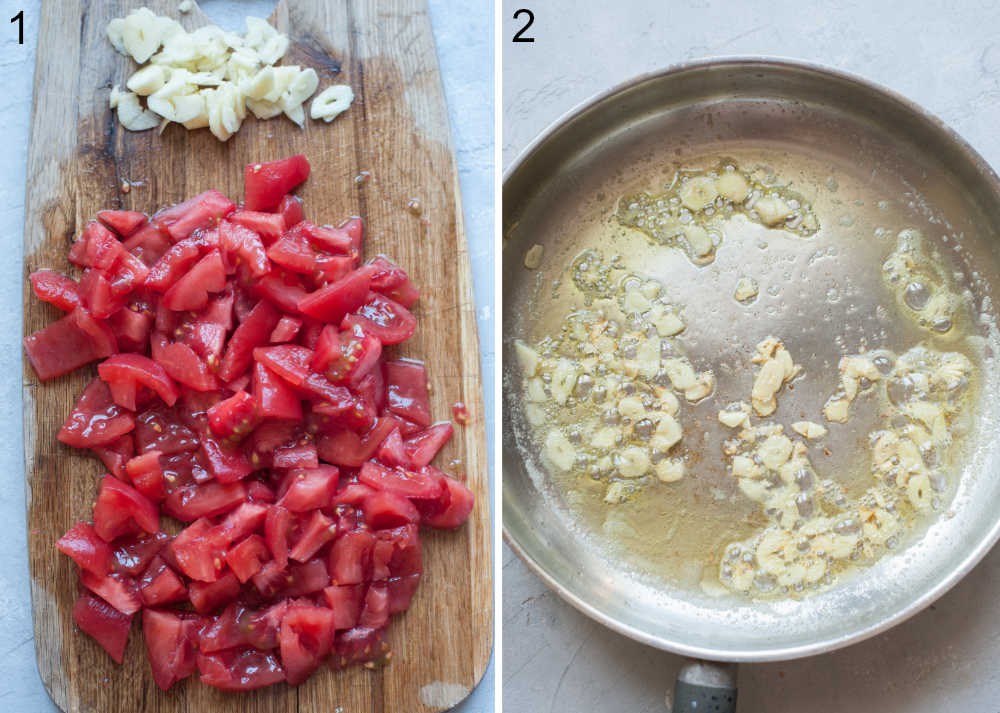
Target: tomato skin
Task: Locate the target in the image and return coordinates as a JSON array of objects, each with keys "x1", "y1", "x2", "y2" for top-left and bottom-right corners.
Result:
[
  {"x1": 98, "y1": 210, "x2": 148, "y2": 238},
  {"x1": 73, "y1": 590, "x2": 133, "y2": 663},
  {"x1": 145, "y1": 238, "x2": 202, "y2": 292},
  {"x1": 80, "y1": 569, "x2": 143, "y2": 615},
  {"x1": 341, "y1": 292, "x2": 417, "y2": 346},
  {"x1": 197, "y1": 647, "x2": 286, "y2": 691},
  {"x1": 229, "y1": 209, "x2": 285, "y2": 245},
  {"x1": 163, "y1": 250, "x2": 227, "y2": 311},
  {"x1": 30, "y1": 270, "x2": 81, "y2": 311},
  {"x1": 244, "y1": 155, "x2": 310, "y2": 211},
  {"x1": 277, "y1": 194, "x2": 305, "y2": 227},
  {"x1": 163, "y1": 480, "x2": 248, "y2": 522},
  {"x1": 99, "y1": 354, "x2": 181, "y2": 408},
  {"x1": 297, "y1": 266, "x2": 374, "y2": 323},
  {"x1": 403, "y1": 422, "x2": 454, "y2": 467},
  {"x1": 155, "y1": 189, "x2": 235, "y2": 242},
  {"x1": 56, "y1": 522, "x2": 113, "y2": 576},
  {"x1": 123, "y1": 221, "x2": 171, "y2": 267},
  {"x1": 93, "y1": 475, "x2": 160, "y2": 541},
  {"x1": 25, "y1": 309, "x2": 118, "y2": 381},
  {"x1": 218, "y1": 299, "x2": 281, "y2": 382},
  {"x1": 142, "y1": 608, "x2": 200, "y2": 690},
  {"x1": 219, "y1": 219, "x2": 269, "y2": 277},
  {"x1": 111, "y1": 531, "x2": 171, "y2": 576},
  {"x1": 421, "y1": 475, "x2": 475, "y2": 529},
  {"x1": 385, "y1": 359, "x2": 431, "y2": 427},
  {"x1": 139, "y1": 555, "x2": 188, "y2": 606},
  {"x1": 359, "y1": 460, "x2": 445, "y2": 500}
]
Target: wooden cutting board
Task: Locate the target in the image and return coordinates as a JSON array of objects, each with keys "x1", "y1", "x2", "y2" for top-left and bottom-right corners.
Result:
[{"x1": 21, "y1": 1, "x2": 491, "y2": 711}]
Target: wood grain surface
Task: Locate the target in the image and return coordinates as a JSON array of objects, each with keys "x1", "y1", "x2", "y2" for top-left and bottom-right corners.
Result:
[{"x1": 21, "y1": 1, "x2": 491, "y2": 711}]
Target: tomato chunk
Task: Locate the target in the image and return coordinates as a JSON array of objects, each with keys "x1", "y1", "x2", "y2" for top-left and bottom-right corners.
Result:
[
  {"x1": 80, "y1": 569, "x2": 142, "y2": 615},
  {"x1": 244, "y1": 155, "x2": 310, "y2": 211},
  {"x1": 57, "y1": 522, "x2": 113, "y2": 576},
  {"x1": 139, "y1": 555, "x2": 187, "y2": 606},
  {"x1": 297, "y1": 266, "x2": 374, "y2": 323},
  {"x1": 125, "y1": 450, "x2": 167, "y2": 501},
  {"x1": 143, "y1": 609, "x2": 199, "y2": 690},
  {"x1": 385, "y1": 359, "x2": 431, "y2": 427},
  {"x1": 30, "y1": 270, "x2": 81, "y2": 312},
  {"x1": 218, "y1": 299, "x2": 280, "y2": 382},
  {"x1": 280, "y1": 604, "x2": 336, "y2": 685},
  {"x1": 342, "y1": 292, "x2": 416, "y2": 345},
  {"x1": 230, "y1": 209, "x2": 285, "y2": 244},
  {"x1": 278, "y1": 465, "x2": 339, "y2": 512},
  {"x1": 93, "y1": 475, "x2": 160, "y2": 541},
  {"x1": 99, "y1": 354, "x2": 180, "y2": 408},
  {"x1": 25, "y1": 309, "x2": 117, "y2": 381},
  {"x1": 198, "y1": 647, "x2": 286, "y2": 691},
  {"x1": 73, "y1": 590, "x2": 133, "y2": 663},
  {"x1": 226, "y1": 534, "x2": 270, "y2": 582},
  {"x1": 155, "y1": 189, "x2": 235, "y2": 242},
  {"x1": 207, "y1": 390, "x2": 258, "y2": 439}
]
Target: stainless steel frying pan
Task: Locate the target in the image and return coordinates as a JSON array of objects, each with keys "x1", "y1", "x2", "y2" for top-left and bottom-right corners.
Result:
[{"x1": 502, "y1": 58, "x2": 1000, "y2": 710}]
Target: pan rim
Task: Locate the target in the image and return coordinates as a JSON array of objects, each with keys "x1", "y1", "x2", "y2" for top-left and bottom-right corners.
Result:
[{"x1": 501, "y1": 54, "x2": 1000, "y2": 662}]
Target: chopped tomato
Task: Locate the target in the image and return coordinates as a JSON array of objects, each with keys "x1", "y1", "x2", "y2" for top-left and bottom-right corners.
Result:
[
  {"x1": 35, "y1": 157, "x2": 473, "y2": 692},
  {"x1": 229, "y1": 209, "x2": 285, "y2": 244},
  {"x1": 385, "y1": 359, "x2": 431, "y2": 427},
  {"x1": 142, "y1": 608, "x2": 199, "y2": 690},
  {"x1": 25, "y1": 308, "x2": 117, "y2": 380},
  {"x1": 153, "y1": 338, "x2": 218, "y2": 392},
  {"x1": 270, "y1": 315, "x2": 302, "y2": 343},
  {"x1": 163, "y1": 250, "x2": 226, "y2": 311},
  {"x1": 189, "y1": 570, "x2": 241, "y2": 614},
  {"x1": 56, "y1": 522, "x2": 113, "y2": 576},
  {"x1": 244, "y1": 155, "x2": 310, "y2": 211},
  {"x1": 73, "y1": 590, "x2": 133, "y2": 663},
  {"x1": 279, "y1": 604, "x2": 335, "y2": 685},
  {"x1": 277, "y1": 465, "x2": 339, "y2": 512},
  {"x1": 226, "y1": 534, "x2": 270, "y2": 582},
  {"x1": 98, "y1": 210, "x2": 147, "y2": 237},
  {"x1": 154, "y1": 189, "x2": 235, "y2": 242},
  {"x1": 80, "y1": 569, "x2": 142, "y2": 615},
  {"x1": 277, "y1": 194, "x2": 305, "y2": 227},
  {"x1": 99, "y1": 354, "x2": 180, "y2": 408},
  {"x1": 92, "y1": 434, "x2": 135, "y2": 479},
  {"x1": 93, "y1": 475, "x2": 160, "y2": 542},
  {"x1": 420, "y1": 475, "x2": 475, "y2": 529},
  {"x1": 342, "y1": 292, "x2": 417, "y2": 345},
  {"x1": 198, "y1": 647, "x2": 286, "y2": 691},
  {"x1": 30, "y1": 270, "x2": 81, "y2": 311},
  {"x1": 125, "y1": 450, "x2": 167, "y2": 502},
  {"x1": 111, "y1": 531, "x2": 170, "y2": 576},
  {"x1": 207, "y1": 390, "x2": 258, "y2": 440},
  {"x1": 218, "y1": 299, "x2": 280, "y2": 382},
  {"x1": 297, "y1": 266, "x2": 374, "y2": 323},
  {"x1": 139, "y1": 555, "x2": 187, "y2": 606}
]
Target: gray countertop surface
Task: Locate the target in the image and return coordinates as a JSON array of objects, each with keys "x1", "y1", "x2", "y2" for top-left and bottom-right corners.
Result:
[
  {"x1": 502, "y1": 1, "x2": 1000, "y2": 711},
  {"x1": 0, "y1": 0, "x2": 493, "y2": 710}
]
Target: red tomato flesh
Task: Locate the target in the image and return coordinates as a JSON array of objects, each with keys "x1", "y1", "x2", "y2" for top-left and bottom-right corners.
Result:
[{"x1": 33, "y1": 155, "x2": 474, "y2": 693}]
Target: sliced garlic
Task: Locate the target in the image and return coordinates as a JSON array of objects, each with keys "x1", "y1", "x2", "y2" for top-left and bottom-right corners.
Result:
[
  {"x1": 733, "y1": 276, "x2": 759, "y2": 304},
  {"x1": 656, "y1": 459, "x2": 685, "y2": 483},
  {"x1": 716, "y1": 171, "x2": 749, "y2": 202},
  {"x1": 679, "y1": 176, "x2": 718, "y2": 211},
  {"x1": 115, "y1": 91, "x2": 161, "y2": 131},
  {"x1": 523, "y1": 244, "x2": 544, "y2": 270},
  {"x1": 311, "y1": 84, "x2": 354, "y2": 123},
  {"x1": 753, "y1": 196, "x2": 793, "y2": 226},
  {"x1": 791, "y1": 421, "x2": 827, "y2": 440}
]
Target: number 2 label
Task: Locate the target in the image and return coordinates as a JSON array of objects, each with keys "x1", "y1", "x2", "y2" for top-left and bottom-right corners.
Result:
[{"x1": 512, "y1": 9, "x2": 535, "y2": 43}]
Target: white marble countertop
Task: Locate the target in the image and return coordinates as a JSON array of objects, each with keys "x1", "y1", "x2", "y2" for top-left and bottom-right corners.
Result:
[
  {"x1": 502, "y1": 1, "x2": 1000, "y2": 711},
  {"x1": 0, "y1": 0, "x2": 493, "y2": 710}
]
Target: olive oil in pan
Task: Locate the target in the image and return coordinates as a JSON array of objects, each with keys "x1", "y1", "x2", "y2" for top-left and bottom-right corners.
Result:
[{"x1": 510, "y1": 148, "x2": 988, "y2": 599}]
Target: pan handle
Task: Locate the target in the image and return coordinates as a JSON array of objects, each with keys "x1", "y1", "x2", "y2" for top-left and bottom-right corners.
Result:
[{"x1": 668, "y1": 659, "x2": 738, "y2": 713}]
